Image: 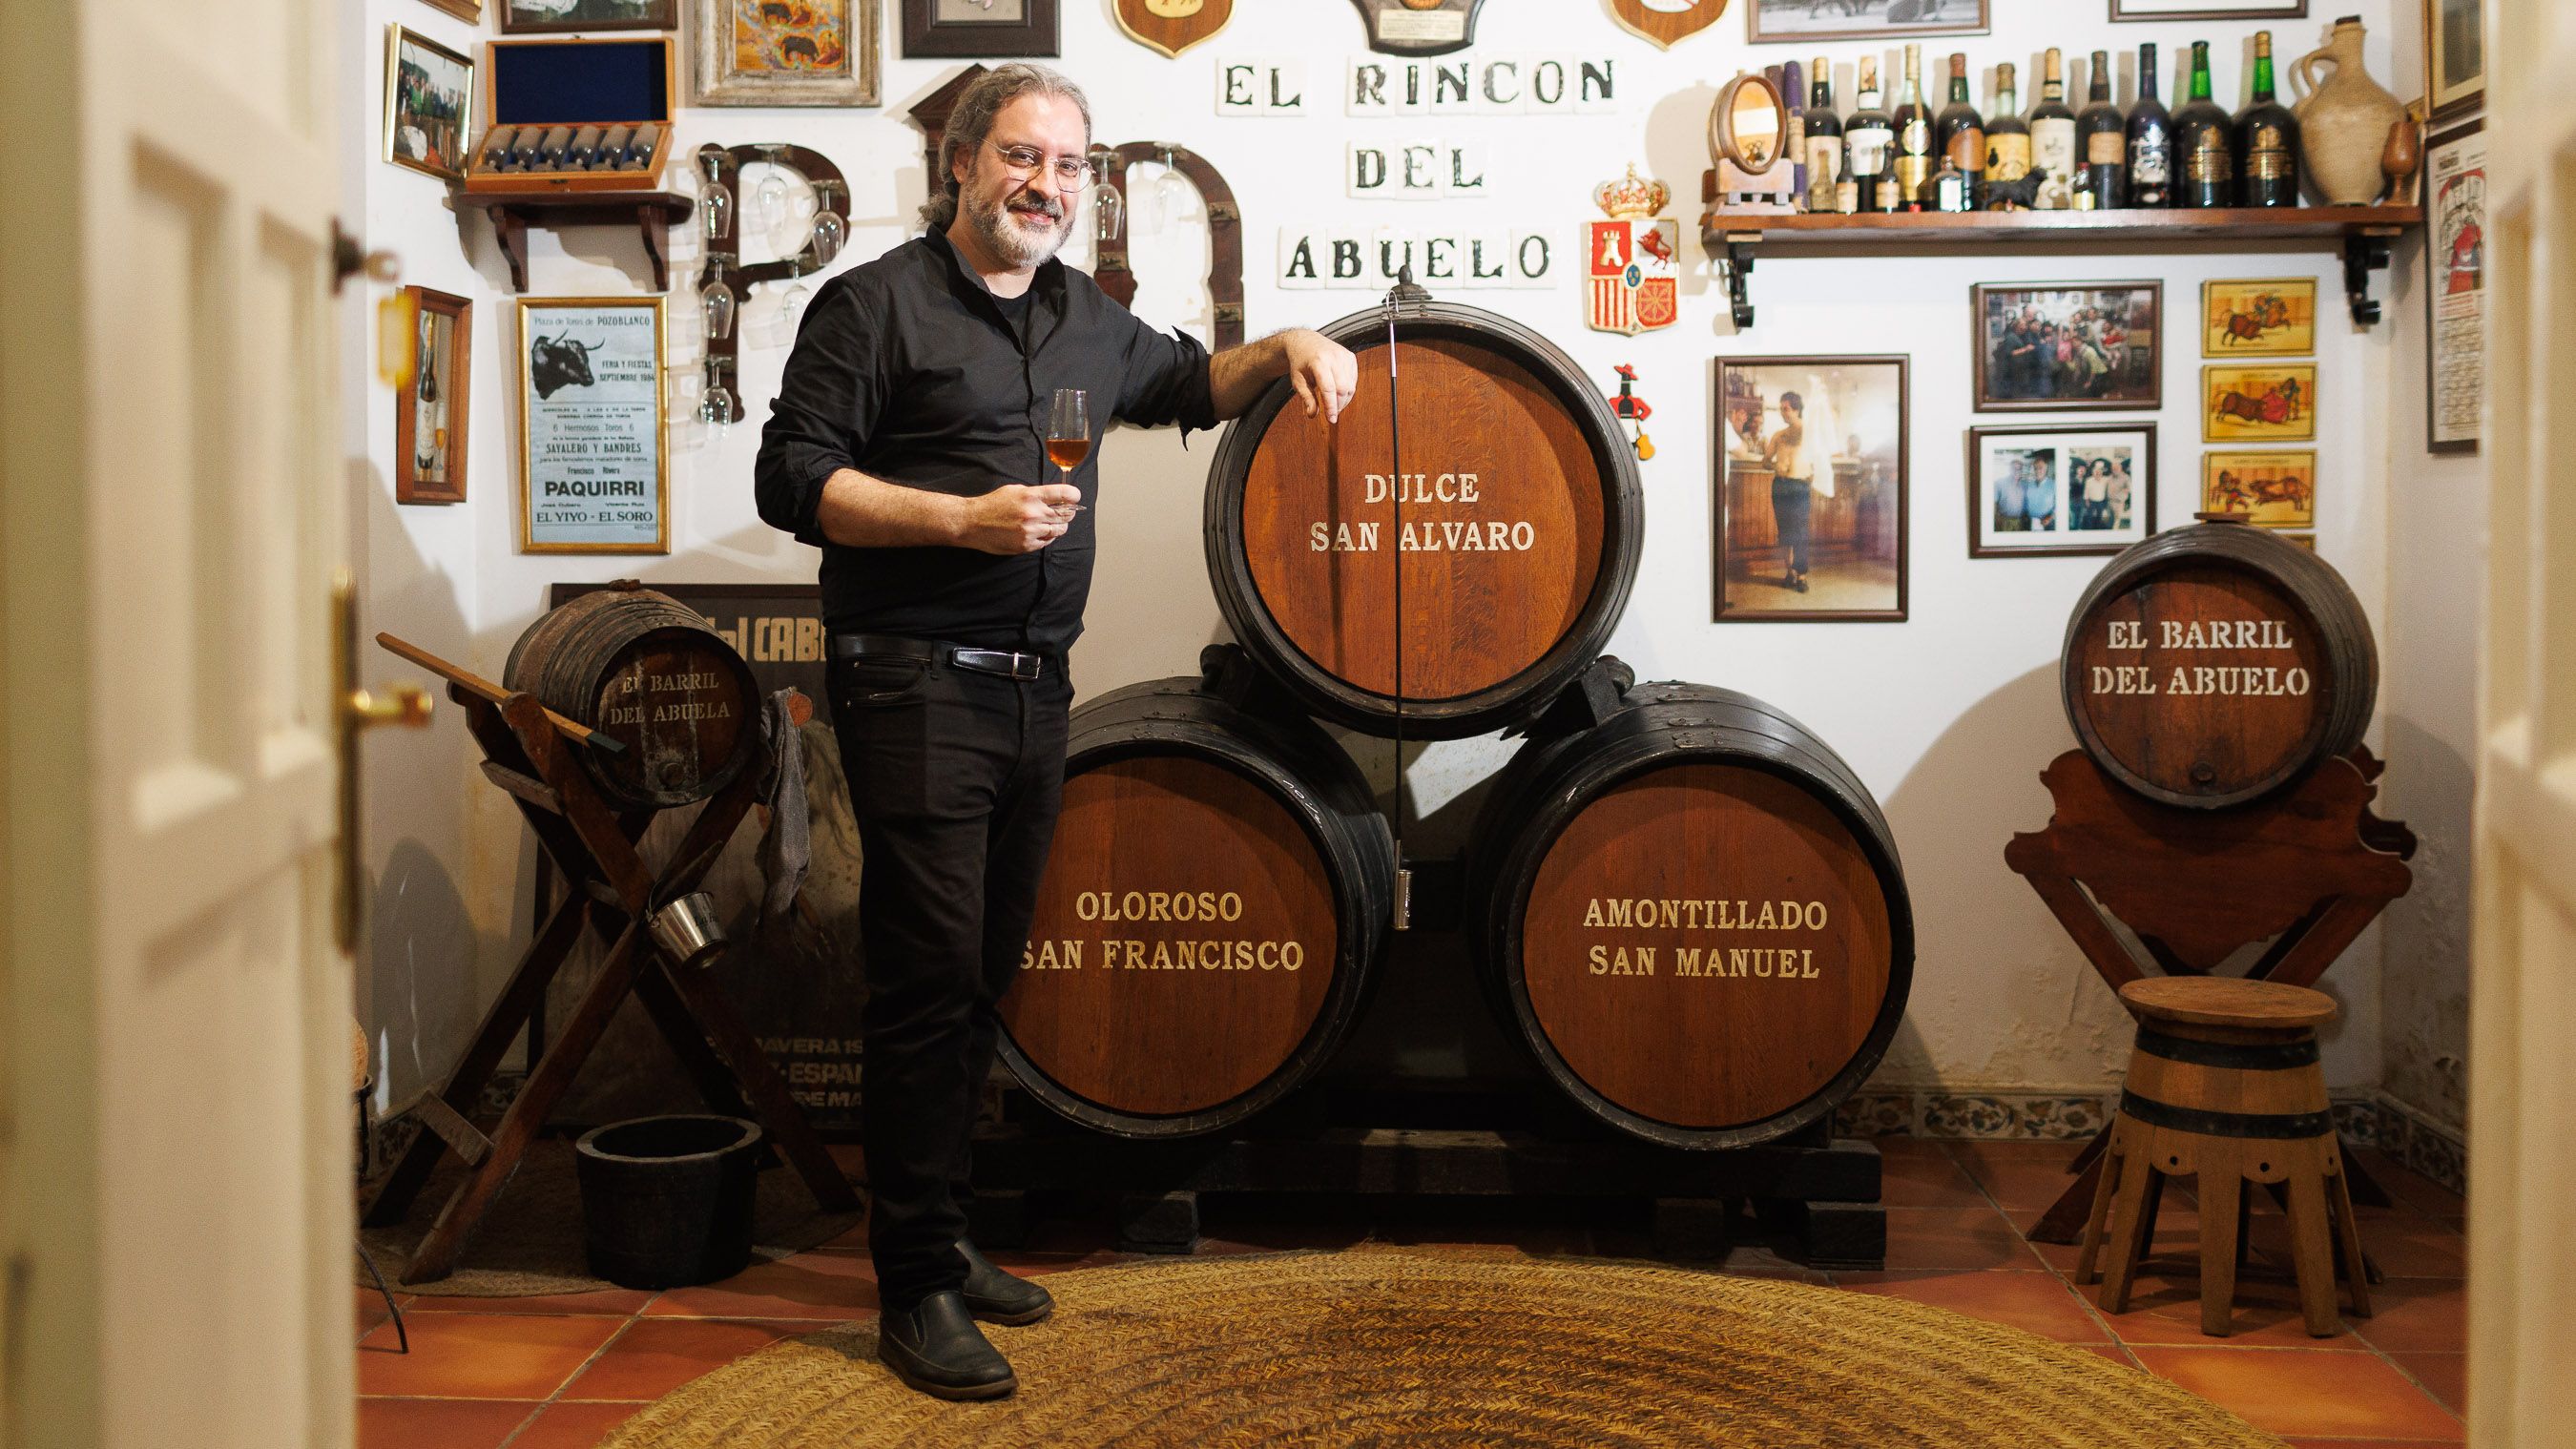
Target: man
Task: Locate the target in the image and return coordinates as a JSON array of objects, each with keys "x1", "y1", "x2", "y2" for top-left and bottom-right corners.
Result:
[
  {"x1": 1762, "y1": 390, "x2": 1814, "y2": 592},
  {"x1": 752, "y1": 63, "x2": 1357, "y2": 1401}
]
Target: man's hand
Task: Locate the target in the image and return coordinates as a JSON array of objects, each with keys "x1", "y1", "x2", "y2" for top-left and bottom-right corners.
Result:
[
  {"x1": 957, "y1": 482, "x2": 1082, "y2": 555},
  {"x1": 1283, "y1": 329, "x2": 1360, "y2": 424}
]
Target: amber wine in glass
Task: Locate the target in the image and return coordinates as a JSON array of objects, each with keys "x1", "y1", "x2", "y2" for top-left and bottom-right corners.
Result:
[{"x1": 1047, "y1": 388, "x2": 1091, "y2": 475}]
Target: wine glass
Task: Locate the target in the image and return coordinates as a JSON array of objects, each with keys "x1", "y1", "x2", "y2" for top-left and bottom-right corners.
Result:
[
  {"x1": 699, "y1": 151, "x2": 734, "y2": 243},
  {"x1": 752, "y1": 143, "x2": 790, "y2": 236},
  {"x1": 1153, "y1": 145, "x2": 1195, "y2": 230},
  {"x1": 702, "y1": 360, "x2": 736, "y2": 430},
  {"x1": 781, "y1": 279, "x2": 813, "y2": 327},
  {"x1": 1092, "y1": 176, "x2": 1125, "y2": 242},
  {"x1": 1046, "y1": 389, "x2": 1089, "y2": 511},
  {"x1": 698, "y1": 265, "x2": 737, "y2": 342},
  {"x1": 807, "y1": 180, "x2": 845, "y2": 266}
]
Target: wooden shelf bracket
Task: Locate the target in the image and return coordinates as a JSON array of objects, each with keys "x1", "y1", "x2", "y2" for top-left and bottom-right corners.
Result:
[
  {"x1": 1714, "y1": 233, "x2": 1757, "y2": 331},
  {"x1": 2342, "y1": 228, "x2": 2398, "y2": 326}
]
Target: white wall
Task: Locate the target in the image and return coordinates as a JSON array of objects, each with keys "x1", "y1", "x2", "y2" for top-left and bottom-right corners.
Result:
[{"x1": 354, "y1": 0, "x2": 2424, "y2": 1109}]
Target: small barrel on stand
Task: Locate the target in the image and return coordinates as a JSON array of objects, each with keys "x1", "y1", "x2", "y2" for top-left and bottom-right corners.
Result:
[{"x1": 505, "y1": 580, "x2": 761, "y2": 810}]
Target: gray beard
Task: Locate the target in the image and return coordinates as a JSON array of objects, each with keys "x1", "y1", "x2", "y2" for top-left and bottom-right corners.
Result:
[{"x1": 966, "y1": 188, "x2": 1068, "y2": 268}]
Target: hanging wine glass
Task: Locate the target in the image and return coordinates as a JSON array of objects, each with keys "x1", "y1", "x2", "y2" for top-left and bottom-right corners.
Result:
[
  {"x1": 702, "y1": 360, "x2": 736, "y2": 429},
  {"x1": 1092, "y1": 174, "x2": 1125, "y2": 242},
  {"x1": 752, "y1": 142, "x2": 790, "y2": 237},
  {"x1": 698, "y1": 265, "x2": 737, "y2": 342},
  {"x1": 782, "y1": 279, "x2": 813, "y2": 326},
  {"x1": 807, "y1": 180, "x2": 846, "y2": 267},
  {"x1": 1153, "y1": 145, "x2": 1195, "y2": 230},
  {"x1": 699, "y1": 150, "x2": 734, "y2": 243}
]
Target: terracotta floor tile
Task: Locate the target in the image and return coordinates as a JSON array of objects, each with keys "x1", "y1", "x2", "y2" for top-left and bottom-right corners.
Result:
[
  {"x1": 2096, "y1": 1269, "x2": 2367, "y2": 1348},
  {"x1": 1879, "y1": 1144, "x2": 1989, "y2": 1209},
  {"x1": 356, "y1": 1313, "x2": 626, "y2": 1399},
  {"x1": 357, "y1": 1285, "x2": 405, "y2": 1338},
  {"x1": 2245, "y1": 1213, "x2": 2466, "y2": 1280},
  {"x1": 1832, "y1": 1269, "x2": 2109, "y2": 1342},
  {"x1": 1882, "y1": 1206, "x2": 2048, "y2": 1271},
  {"x1": 2349, "y1": 1278, "x2": 2468, "y2": 1355},
  {"x1": 645, "y1": 1251, "x2": 883, "y2": 1319},
  {"x1": 355, "y1": 1397, "x2": 535, "y2": 1449},
  {"x1": 562, "y1": 1318, "x2": 804, "y2": 1400},
  {"x1": 2387, "y1": 1352, "x2": 2467, "y2": 1417},
  {"x1": 2011, "y1": 1205, "x2": 2204, "y2": 1276},
  {"x1": 403, "y1": 1288, "x2": 652, "y2": 1317},
  {"x1": 1945, "y1": 1141, "x2": 2093, "y2": 1212},
  {"x1": 2129, "y1": 1346, "x2": 2464, "y2": 1440},
  {"x1": 508, "y1": 1401, "x2": 647, "y2": 1449},
  {"x1": 2352, "y1": 1149, "x2": 2466, "y2": 1222}
]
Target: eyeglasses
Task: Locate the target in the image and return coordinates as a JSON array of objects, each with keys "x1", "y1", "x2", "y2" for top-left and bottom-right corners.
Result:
[{"x1": 987, "y1": 141, "x2": 1094, "y2": 188}]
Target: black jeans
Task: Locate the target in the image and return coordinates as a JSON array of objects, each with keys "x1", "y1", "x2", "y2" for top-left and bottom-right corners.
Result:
[
  {"x1": 829, "y1": 651, "x2": 1072, "y2": 1312},
  {"x1": 1772, "y1": 475, "x2": 1814, "y2": 576}
]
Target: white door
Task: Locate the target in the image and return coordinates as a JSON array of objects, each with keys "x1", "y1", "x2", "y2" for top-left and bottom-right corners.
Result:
[
  {"x1": 2468, "y1": 2, "x2": 2576, "y2": 1443},
  {"x1": 0, "y1": 0, "x2": 359, "y2": 1444}
]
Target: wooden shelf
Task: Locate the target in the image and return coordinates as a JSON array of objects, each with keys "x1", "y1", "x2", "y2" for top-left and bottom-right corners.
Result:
[
  {"x1": 454, "y1": 190, "x2": 696, "y2": 294},
  {"x1": 1695, "y1": 204, "x2": 2423, "y2": 329}
]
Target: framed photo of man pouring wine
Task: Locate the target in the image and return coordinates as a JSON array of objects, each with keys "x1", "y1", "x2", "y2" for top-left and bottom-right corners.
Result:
[{"x1": 1715, "y1": 356, "x2": 1909, "y2": 623}]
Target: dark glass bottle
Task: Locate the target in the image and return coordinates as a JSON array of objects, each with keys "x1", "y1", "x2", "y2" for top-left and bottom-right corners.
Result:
[
  {"x1": 1781, "y1": 58, "x2": 1809, "y2": 208},
  {"x1": 2236, "y1": 31, "x2": 2302, "y2": 207},
  {"x1": 1845, "y1": 55, "x2": 1894, "y2": 214},
  {"x1": 1984, "y1": 62, "x2": 2030, "y2": 210},
  {"x1": 2077, "y1": 51, "x2": 2127, "y2": 208},
  {"x1": 2174, "y1": 39, "x2": 2235, "y2": 208},
  {"x1": 2030, "y1": 47, "x2": 2077, "y2": 210},
  {"x1": 1892, "y1": 44, "x2": 1937, "y2": 210},
  {"x1": 1935, "y1": 52, "x2": 1985, "y2": 211},
  {"x1": 1803, "y1": 59, "x2": 1844, "y2": 213},
  {"x1": 2126, "y1": 42, "x2": 2173, "y2": 208}
]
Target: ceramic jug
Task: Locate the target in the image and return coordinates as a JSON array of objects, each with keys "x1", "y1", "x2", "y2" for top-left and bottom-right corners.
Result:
[{"x1": 2292, "y1": 16, "x2": 2406, "y2": 205}]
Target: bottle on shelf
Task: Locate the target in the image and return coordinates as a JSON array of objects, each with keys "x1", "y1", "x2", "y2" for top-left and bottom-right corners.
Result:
[
  {"x1": 2030, "y1": 47, "x2": 2077, "y2": 211},
  {"x1": 1845, "y1": 55, "x2": 1895, "y2": 215},
  {"x1": 2174, "y1": 39, "x2": 2235, "y2": 208},
  {"x1": 1782, "y1": 59, "x2": 1810, "y2": 211},
  {"x1": 1935, "y1": 52, "x2": 1986, "y2": 211},
  {"x1": 2127, "y1": 41, "x2": 2173, "y2": 208},
  {"x1": 2077, "y1": 50, "x2": 2127, "y2": 209},
  {"x1": 1804, "y1": 57, "x2": 1845, "y2": 214},
  {"x1": 2236, "y1": 30, "x2": 2302, "y2": 207},
  {"x1": 1891, "y1": 44, "x2": 1937, "y2": 211},
  {"x1": 1984, "y1": 61, "x2": 2031, "y2": 210}
]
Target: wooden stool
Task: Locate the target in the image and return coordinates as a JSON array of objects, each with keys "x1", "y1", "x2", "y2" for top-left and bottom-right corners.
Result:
[{"x1": 2078, "y1": 977, "x2": 2373, "y2": 1337}]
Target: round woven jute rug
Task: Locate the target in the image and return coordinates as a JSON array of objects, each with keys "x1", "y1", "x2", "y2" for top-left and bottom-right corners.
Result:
[
  {"x1": 598, "y1": 1249, "x2": 2286, "y2": 1448},
  {"x1": 358, "y1": 1140, "x2": 862, "y2": 1297}
]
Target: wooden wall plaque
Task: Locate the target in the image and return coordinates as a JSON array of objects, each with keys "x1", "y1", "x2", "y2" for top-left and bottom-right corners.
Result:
[{"x1": 1115, "y1": 0, "x2": 1233, "y2": 57}]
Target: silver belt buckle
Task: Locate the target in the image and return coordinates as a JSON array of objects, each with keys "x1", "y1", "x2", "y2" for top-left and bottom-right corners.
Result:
[{"x1": 1007, "y1": 651, "x2": 1041, "y2": 680}]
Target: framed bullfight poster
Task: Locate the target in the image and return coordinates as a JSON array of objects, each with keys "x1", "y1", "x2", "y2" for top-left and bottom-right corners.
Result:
[{"x1": 517, "y1": 297, "x2": 670, "y2": 554}]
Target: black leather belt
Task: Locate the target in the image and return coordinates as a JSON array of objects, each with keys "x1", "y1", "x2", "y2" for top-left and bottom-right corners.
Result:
[{"x1": 832, "y1": 632, "x2": 1050, "y2": 681}]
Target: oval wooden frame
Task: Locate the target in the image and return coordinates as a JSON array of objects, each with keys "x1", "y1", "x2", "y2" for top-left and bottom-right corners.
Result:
[{"x1": 1709, "y1": 71, "x2": 1789, "y2": 174}]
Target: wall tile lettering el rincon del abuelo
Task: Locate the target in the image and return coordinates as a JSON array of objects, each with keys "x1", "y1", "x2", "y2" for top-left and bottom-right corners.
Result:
[{"x1": 1215, "y1": 54, "x2": 1625, "y2": 117}]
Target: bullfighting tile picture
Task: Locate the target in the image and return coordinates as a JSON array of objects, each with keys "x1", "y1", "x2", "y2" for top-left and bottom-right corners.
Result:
[
  {"x1": 2203, "y1": 362, "x2": 2318, "y2": 444},
  {"x1": 2203, "y1": 278, "x2": 2317, "y2": 357}
]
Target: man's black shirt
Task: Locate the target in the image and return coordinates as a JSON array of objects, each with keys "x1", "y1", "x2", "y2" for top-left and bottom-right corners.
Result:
[{"x1": 753, "y1": 230, "x2": 1217, "y2": 654}]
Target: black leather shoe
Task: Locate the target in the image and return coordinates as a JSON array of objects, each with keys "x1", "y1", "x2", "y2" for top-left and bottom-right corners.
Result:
[
  {"x1": 957, "y1": 1239, "x2": 1055, "y2": 1325},
  {"x1": 876, "y1": 1292, "x2": 1016, "y2": 1400}
]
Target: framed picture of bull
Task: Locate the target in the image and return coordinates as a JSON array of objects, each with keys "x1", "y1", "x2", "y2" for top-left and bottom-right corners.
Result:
[
  {"x1": 2203, "y1": 361, "x2": 2317, "y2": 443},
  {"x1": 1715, "y1": 355, "x2": 1909, "y2": 622},
  {"x1": 517, "y1": 297, "x2": 670, "y2": 554},
  {"x1": 693, "y1": 0, "x2": 882, "y2": 106},
  {"x1": 901, "y1": 0, "x2": 1058, "y2": 58},
  {"x1": 1971, "y1": 280, "x2": 2162, "y2": 412},
  {"x1": 1966, "y1": 424, "x2": 2156, "y2": 558},
  {"x1": 396, "y1": 286, "x2": 472, "y2": 506}
]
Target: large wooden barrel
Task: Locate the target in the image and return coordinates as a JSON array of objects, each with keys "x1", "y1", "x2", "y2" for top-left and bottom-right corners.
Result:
[
  {"x1": 505, "y1": 581, "x2": 761, "y2": 810},
  {"x1": 1465, "y1": 666, "x2": 1914, "y2": 1149},
  {"x1": 997, "y1": 649, "x2": 1396, "y2": 1137},
  {"x1": 1204, "y1": 300, "x2": 1645, "y2": 739},
  {"x1": 2063, "y1": 518, "x2": 2378, "y2": 809}
]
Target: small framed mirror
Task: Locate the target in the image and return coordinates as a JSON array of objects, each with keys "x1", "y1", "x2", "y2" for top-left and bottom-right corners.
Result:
[{"x1": 1709, "y1": 71, "x2": 1788, "y2": 174}]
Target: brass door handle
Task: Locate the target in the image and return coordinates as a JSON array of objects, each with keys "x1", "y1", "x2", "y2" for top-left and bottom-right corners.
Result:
[{"x1": 334, "y1": 569, "x2": 432, "y2": 952}]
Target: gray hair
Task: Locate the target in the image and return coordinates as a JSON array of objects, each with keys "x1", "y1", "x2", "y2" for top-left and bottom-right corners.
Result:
[{"x1": 921, "y1": 63, "x2": 1093, "y2": 232}]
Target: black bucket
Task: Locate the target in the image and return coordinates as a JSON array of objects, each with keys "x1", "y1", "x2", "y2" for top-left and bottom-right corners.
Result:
[{"x1": 574, "y1": 1114, "x2": 764, "y2": 1290}]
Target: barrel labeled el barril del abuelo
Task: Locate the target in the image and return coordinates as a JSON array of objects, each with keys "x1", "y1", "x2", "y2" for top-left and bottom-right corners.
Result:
[
  {"x1": 1464, "y1": 665, "x2": 1914, "y2": 1149},
  {"x1": 997, "y1": 650, "x2": 1396, "y2": 1138},
  {"x1": 1204, "y1": 300, "x2": 1645, "y2": 739},
  {"x1": 505, "y1": 581, "x2": 761, "y2": 810},
  {"x1": 2063, "y1": 516, "x2": 2378, "y2": 810}
]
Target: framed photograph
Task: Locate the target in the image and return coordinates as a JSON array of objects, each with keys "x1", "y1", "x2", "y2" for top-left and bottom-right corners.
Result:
[
  {"x1": 1715, "y1": 356, "x2": 1908, "y2": 622},
  {"x1": 2110, "y1": 0, "x2": 2303, "y2": 17},
  {"x1": 2426, "y1": 0, "x2": 2483, "y2": 123},
  {"x1": 419, "y1": 0, "x2": 484, "y2": 21},
  {"x1": 2202, "y1": 450, "x2": 2316, "y2": 529},
  {"x1": 2203, "y1": 277, "x2": 2317, "y2": 358},
  {"x1": 694, "y1": 0, "x2": 881, "y2": 106},
  {"x1": 383, "y1": 25, "x2": 475, "y2": 182},
  {"x1": 397, "y1": 287, "x2": 472, "y2": 506},
  {"x1": 902, "y1": 0, "x2": 1058, "y2": 57},
  {"x1": 1972, "y1": 281, "x2": 2162, "y2": 412},
  {"x1": 2426, "y1": 119, "x2": 2485, "y2": 454},
  {"x1": 2203, "y1": 362, "x2": 2318, "y2": 443},
  {"x1": 502, "y1": 0, "x2": 675, "y2": 32},
  {"x1": 1967, "y1": 424, "x2": 2155, "y2": 559},
  {"x1": 517, "y1": 298, "x2": 669, "y2": 554},
  {"x1": 1746, "y1": 0, "x2": 1986, "y2": 41}
]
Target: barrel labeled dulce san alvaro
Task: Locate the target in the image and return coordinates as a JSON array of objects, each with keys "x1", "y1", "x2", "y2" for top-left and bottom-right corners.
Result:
[
  {"x1": 1465, "y1": 668, "x2": 1914, "y2": 1149},
  {"x1": 505, "y1": 581, "x2": 760, "y2": 810},
  {"x1": 1204, "y1": 300, "x2": 1644, "y2": 740},
  {"x1": 996, "y1": 652, "x2": 1395, "y2": 1138},
  {"x1": 2063, "y1": 518, "x2": 2378, "y2": 810}
]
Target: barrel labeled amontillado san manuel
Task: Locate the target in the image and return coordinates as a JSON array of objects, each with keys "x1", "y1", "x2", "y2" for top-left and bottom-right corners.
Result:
[
  {"x1": 504, "y1": 581, "x2": 761, "y2": 811},
  {"x1": 2062, "y1": 517, "x2": 2378, "y2": 810},
  {"x1": 996, "y1": 649, "x2": 1396, "y2": 1137},
  {"x1": 1204, "y1": 300, "x2": 1645, "y2": 739},
  {"x1": 1464, "y1": 666, "x2": 1914, "y2": 1149}
]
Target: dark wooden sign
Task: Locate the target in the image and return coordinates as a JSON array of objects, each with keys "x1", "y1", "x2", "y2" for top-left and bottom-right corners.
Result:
[
  {"x1": 1115, "y1": 0, "x2": 1233, "y2": 57},
  {"x1": 1349, "y1": 0, "x2": 1485, "y2": 56},
  {"x1": 1610, "y1": 0, "x2": 1726, "y2": 50}
]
